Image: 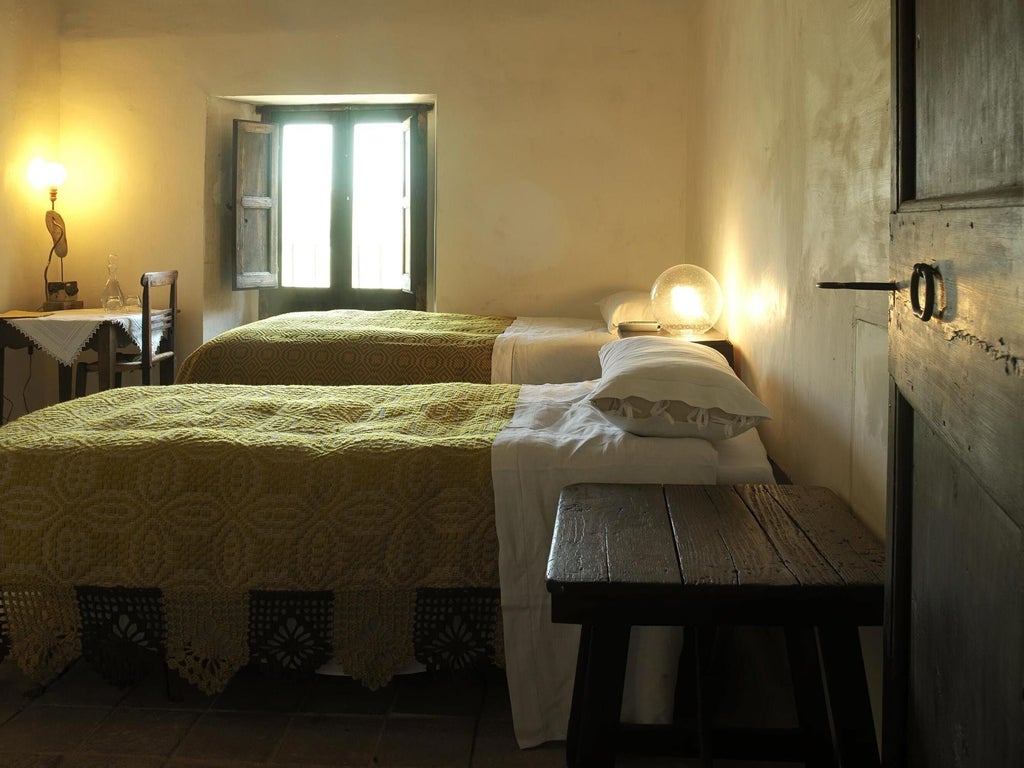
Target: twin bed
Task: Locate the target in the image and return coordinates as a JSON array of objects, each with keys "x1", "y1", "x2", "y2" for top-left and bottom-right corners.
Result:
[
  {"x1": 0, "y1": 304, "x2": 774, "y2": 749},
  {"x1": 174, "y1": 309, "x2": 622, "y2": 387}
]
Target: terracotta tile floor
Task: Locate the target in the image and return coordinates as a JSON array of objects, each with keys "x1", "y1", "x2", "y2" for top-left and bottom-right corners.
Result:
[{"x1": 0, "y1": 658, "x2": 796, "y2": 767}]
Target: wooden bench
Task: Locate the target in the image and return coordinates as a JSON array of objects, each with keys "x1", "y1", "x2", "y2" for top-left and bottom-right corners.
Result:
[{"x1": 546, "y1": 483, "x2": 884, "y2": 768}]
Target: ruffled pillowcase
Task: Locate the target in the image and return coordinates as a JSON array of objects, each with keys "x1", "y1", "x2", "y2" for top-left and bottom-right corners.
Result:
[
  {"x1": 589, "y1": 335, "x2": 771, "y2": 441},
  {"x1": 596, "y1": 291, "x2": 657, "y2": 333}
]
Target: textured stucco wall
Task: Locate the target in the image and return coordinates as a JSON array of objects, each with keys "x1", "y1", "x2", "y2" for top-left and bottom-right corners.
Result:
[
  {"x1": 690, "y1": 0, "x2": 891, "y2": 535},
  {"x1": 688, "y1": 1, "x2": 891, "y2": 736},
  {"x1": 0, "y1": 0, "x2": 63, "y2": 418},
  {"x1": 54, "y1": 0, "x2": 704, "y2": 360}
]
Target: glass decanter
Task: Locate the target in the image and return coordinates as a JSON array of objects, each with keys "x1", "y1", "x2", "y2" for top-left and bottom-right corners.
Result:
[{"x1": 101, "y1": 253, "x2": 124, "y2": 312}]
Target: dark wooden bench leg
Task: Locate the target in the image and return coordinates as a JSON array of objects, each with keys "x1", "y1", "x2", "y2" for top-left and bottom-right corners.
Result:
[
  {"x1": 784, "y1": 625, "x2": 837, "y2": 768},
  {"x1": 817, "y1": 625, "x2": 880, "y2": 768},
  {"x1": 566, "y1": 622, "x2": 630, "y2": 768},
  {"x1": 674, "y1": 625, "x2": 699, "y2": 724},
  {"x1": 566, "y1": 624, "x2": 591, "y2": 766},
  {"x1": 693, "y1": 625, "x2": 717, "y2": 768}
]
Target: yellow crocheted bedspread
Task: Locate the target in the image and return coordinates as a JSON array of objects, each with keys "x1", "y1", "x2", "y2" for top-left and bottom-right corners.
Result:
[
  {"x1": 0, "y1": 382, "x2": 520, "y2": 692},
  {"x1": 175, "y1": 309, "x2": 515, "y2": 386}
]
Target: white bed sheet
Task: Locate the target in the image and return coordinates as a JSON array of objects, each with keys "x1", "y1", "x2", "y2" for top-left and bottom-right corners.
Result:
[
  {"x1": 491, "y1": 381, "x2": 775, "y2": 748},
  {"x1": 491, "y1": 317, "x2": 617, "y2": 385}
]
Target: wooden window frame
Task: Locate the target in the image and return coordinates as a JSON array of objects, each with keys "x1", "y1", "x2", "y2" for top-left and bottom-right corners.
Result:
[{"x1": 232, "y1": 103, "x2": 431, "y2": 317}]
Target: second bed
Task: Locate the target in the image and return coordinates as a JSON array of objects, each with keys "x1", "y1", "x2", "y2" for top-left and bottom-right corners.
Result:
[{"x1": 175, "y1": 309, "x2": 620, "y2": 386}]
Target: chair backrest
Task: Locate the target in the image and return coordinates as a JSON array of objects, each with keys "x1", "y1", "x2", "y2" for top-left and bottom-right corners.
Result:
[{"x1": 140, "y1": 270, "x2": 177, "y2": 383}]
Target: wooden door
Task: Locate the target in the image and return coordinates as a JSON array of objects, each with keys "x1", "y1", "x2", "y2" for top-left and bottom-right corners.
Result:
[{"x1": 885, "y1": 0, "x2": 1023, "y2": 766}]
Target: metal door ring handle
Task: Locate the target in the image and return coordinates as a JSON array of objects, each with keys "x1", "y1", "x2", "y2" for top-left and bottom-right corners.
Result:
[{"x1": 910, "y1": 263, "x2": 937, "y2": 322}]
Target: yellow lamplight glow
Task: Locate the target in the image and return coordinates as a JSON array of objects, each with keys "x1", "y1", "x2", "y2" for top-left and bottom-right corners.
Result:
[
  {"x1": 650, "y1": 264, "x2": 724, "y2": 337},
  {"x1": 28, "y1": 159, "x2": 67, "y2": 191},
  {"x1": 670, "y1": 285, "x2": 704, "y2": 320}
]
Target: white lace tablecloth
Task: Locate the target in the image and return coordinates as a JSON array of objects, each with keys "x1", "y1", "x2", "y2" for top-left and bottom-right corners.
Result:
[{"x1": 4, "y1": 308, "x2": 157, "y2": 366}]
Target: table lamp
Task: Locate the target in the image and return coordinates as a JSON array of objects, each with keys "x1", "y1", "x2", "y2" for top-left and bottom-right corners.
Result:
[
  {"x1": 650, "y1": 264, "x2": 723, "y2": 337},
  {"x1": 29, "y1": 159, "x2": 83, "y2": 311}
]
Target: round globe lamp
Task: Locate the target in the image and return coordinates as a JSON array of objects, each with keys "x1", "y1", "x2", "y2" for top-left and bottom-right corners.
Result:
[{"x1": 650, "y1": 264, "x2": 723, "y2": 337}]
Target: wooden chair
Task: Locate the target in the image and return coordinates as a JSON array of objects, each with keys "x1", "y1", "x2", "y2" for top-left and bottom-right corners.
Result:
[{"x1": 75, "y1": 270, "x2": 178, "y2": 396}]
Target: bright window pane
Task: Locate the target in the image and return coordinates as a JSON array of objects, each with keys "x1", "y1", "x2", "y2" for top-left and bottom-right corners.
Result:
[
  {"x1": 352, "y1": 123, "x2": 406, "y2": 290},
  {"x1": 281, "y1": 123, "x2": 332, "y2": 288}
]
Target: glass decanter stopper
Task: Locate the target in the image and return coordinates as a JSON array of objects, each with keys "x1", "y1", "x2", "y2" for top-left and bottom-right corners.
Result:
[{"x1": 101, "y1": 253, "x2": 124, "y2": 312}]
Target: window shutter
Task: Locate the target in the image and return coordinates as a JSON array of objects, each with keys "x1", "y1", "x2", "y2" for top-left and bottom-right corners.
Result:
[
  {"x1": 403, "y1": 113, "x2": 428, "y2": 310},
  {"x1": 233, "y1": 120, "x2": 280, "y2": 290}
]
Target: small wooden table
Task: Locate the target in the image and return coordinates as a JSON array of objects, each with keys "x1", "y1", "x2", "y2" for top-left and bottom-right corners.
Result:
[
  {"x1": 0, "y1": 310, "x2": 138, "y2": 420},
  {"x1": 547, "y1": 483, "x2": 884, "y2": 768}
]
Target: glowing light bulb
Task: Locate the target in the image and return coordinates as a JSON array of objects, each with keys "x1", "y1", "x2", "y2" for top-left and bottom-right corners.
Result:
[
  {"x1": 670, "y1": 285, "x2": 704, "y2": 321},
  {"x1": 650, "y1": 264, "x2": 723, "y2": 337},
  {"x1": 28, "y1": 159, "x2": 67, "y2": 190}
]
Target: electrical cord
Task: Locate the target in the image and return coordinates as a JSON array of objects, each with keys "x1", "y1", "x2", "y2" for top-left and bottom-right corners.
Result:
[
  {"x1": 1, "y1": 347, "x2": 35, "y2": 425},
  {"x1": 1, "y1": 348, "x2": 11, "y2": 424},
  {"x1": 43, "y1": 242, "x2": 58, "y2": 301}
]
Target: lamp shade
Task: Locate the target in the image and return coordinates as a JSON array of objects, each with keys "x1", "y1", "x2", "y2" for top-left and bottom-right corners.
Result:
[
  {"x1": 650, "y1": 264, "x2": 723, "y2": 337},
  {"x1": 28, "y1": 159, "x2": 66, "y2": 190}
]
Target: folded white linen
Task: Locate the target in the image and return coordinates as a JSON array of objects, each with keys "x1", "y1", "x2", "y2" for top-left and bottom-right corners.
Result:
[
  {"x1": 491, "y1": 380, "x2": 721, "y2": 748},
  {"x1": 490, "y1": 317, "x2": 617, "y2": 385},
  {"x1": 714, "y1": 427, "x2": 776, "y2": 485}
]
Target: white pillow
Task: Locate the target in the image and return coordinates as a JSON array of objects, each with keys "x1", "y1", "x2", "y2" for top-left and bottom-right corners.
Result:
[
  {"x1": 589, "y1": 335, "x2": 771, "y2": 441},
  {"x1": 596, "y1": 291, "x2": 657, "y2": 333}
]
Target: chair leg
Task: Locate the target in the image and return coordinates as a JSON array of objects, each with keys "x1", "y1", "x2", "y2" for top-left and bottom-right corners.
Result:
[
  {"x1": 74, "y1": 362, "x2": 88, "y2": 398},
  {"x1": 58, "y1": 364, "x2": 73, "y2": 402}
]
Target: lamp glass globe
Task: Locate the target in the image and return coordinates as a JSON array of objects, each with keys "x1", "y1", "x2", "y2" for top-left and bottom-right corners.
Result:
[{"x1": 650, "y1": 264, "x2": 723, "y2": 336}]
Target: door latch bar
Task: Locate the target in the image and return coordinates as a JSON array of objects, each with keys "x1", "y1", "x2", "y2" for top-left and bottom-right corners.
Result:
[
  {"x1": 816, "y1": 264, "x2": 938, "y2": 323},
  {"x1": 815, "y1": 281, "x2": 898, "y2": 291}
]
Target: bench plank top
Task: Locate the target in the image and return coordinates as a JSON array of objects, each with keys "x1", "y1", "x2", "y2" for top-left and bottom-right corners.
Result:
[
  {"x1": 548, "y1": 482, "x2": 884, "y2": 768},
  {"x1": 547, "y1": 483, "x2": 885, "y2": 627}
]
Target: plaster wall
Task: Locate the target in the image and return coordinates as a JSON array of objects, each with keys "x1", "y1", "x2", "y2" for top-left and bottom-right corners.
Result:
[
  {"x1": 689, "y1": 0, "x2": 891, "y2": 736},
  {"x1": 0, "y1": 0, "x2": 63, "y2": 418},
  {"x1": 690, "y1": 0, "x2": 891, "y2": 536},
  {"x1": 55, "y1": 0, "x2": 703, "y2": 361}
]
